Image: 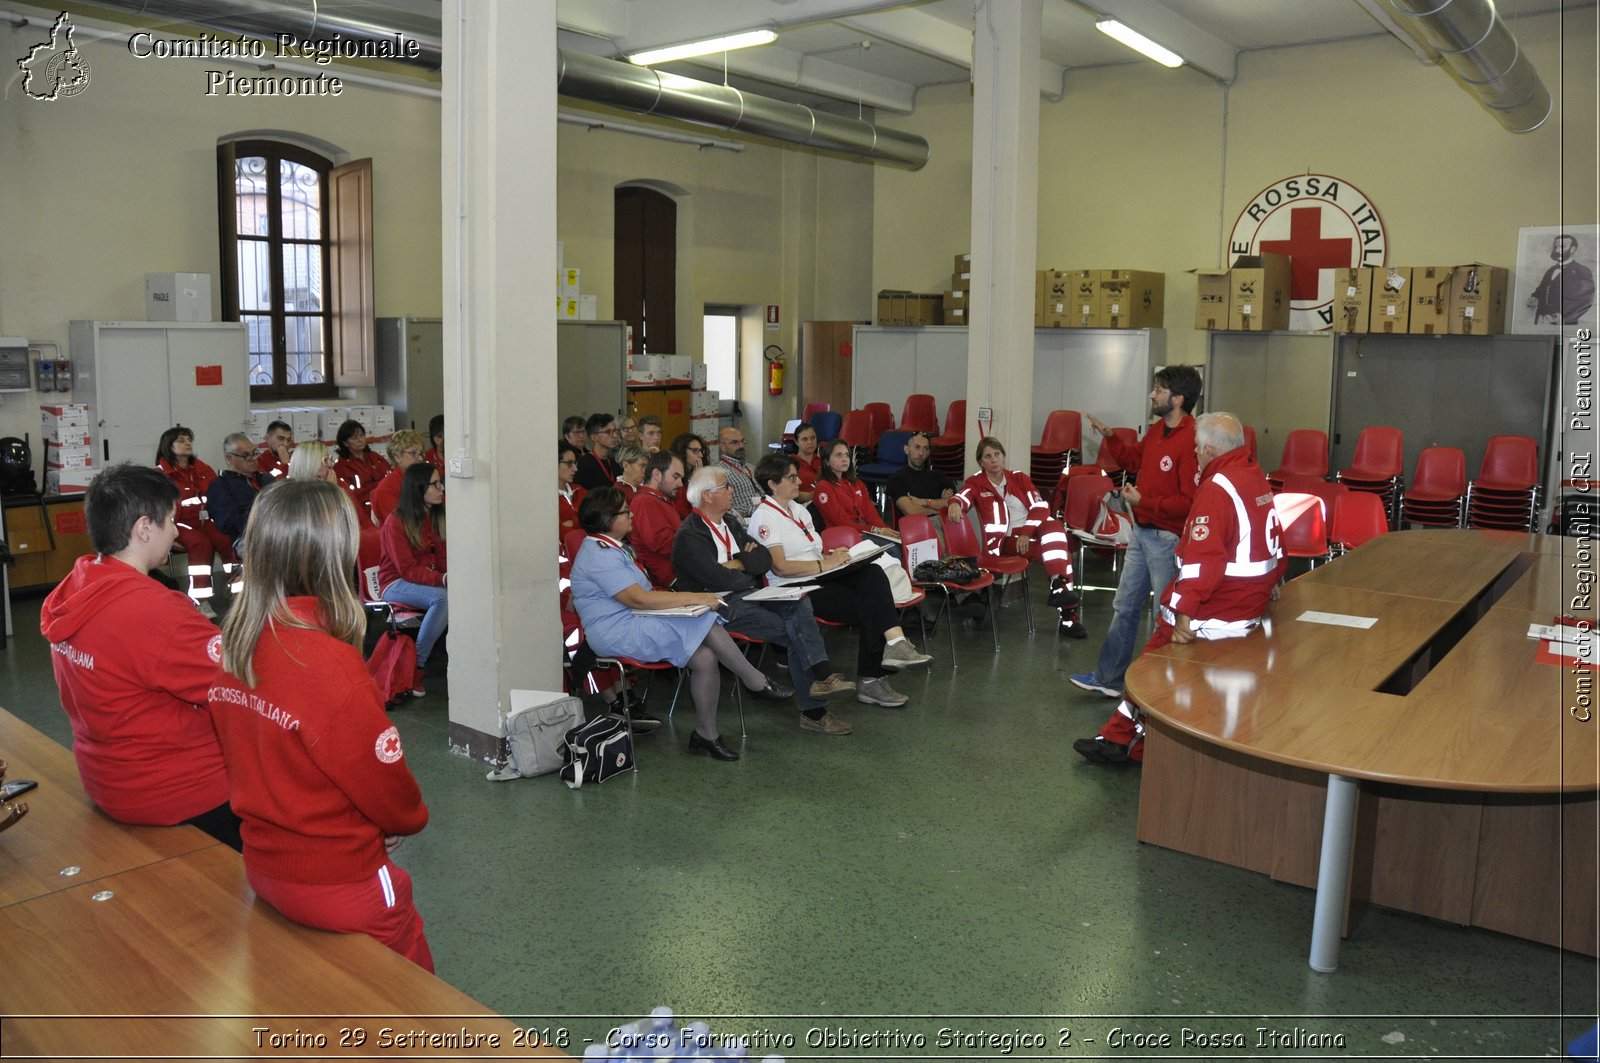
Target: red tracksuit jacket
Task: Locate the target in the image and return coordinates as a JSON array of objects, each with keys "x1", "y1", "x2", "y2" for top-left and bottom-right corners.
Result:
[
  {"x1": 1160, "y1": 445, "x2": 1286, "y2": 625},
  {"x1": 378, "y1": 513, "x2": 446, "y2": 591},
  {"x1": 814, "y1": 478, "x2": 885, "y2": 533},
  {"x1": 1100, "y1": 415, "x2": 1199, "y2": 534},
  {"x1": 954, "y1": 468, "x2": 1050, "y2": 554},
  {"x1": 629, "y1": 485, "x2": 682, "y2": 588}
]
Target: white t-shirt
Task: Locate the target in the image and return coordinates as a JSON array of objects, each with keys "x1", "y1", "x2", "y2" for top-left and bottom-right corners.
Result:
[{"x1": 749, "y1": 496, "x2": 822, "y2": 584}]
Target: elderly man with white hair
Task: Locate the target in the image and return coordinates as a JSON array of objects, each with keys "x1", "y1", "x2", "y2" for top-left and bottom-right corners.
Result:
[
  {"x1": 1074, "y1": 412, "x2": 1286, "y2": 766},
  {"x1": 672, "y1": 465, "x2": 856, "y2": 736}
]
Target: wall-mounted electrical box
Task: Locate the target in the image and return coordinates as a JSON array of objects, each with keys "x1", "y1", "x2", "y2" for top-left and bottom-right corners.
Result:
[{"x1": 0, "y1": 337, "x2": 29, "y2": 392}]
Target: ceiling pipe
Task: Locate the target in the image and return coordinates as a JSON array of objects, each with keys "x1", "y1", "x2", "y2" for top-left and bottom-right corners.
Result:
[
  {"x1": 68, "y1": 0, "x2": 930, "y2": 167},
  {"x1": 1380, "y1": 0, "x2": 1551, "y2": 132}
]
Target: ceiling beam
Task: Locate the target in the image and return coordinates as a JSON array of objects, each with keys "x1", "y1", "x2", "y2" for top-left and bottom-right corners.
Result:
[
  {"x1": 611, "y1": 0, "x2": 909, "y2": 52},
  {"x1": 836, "y1": 8, "x2": 1067, "y2": 99},
  {"x1": 685, "y1": 45, "x2": 918, "y2": 113},
  {"x1": 1092, "y1": 0, "x2": 1237, "y2": 83}
]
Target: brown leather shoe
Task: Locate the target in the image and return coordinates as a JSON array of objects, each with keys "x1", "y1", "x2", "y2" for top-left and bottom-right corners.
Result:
[
  {"x1": 799, "y1": 711, "x2": 853, "y2": 735},
  {"x1": 808, "y1": 673, "x2": 857, "y2": 697}
]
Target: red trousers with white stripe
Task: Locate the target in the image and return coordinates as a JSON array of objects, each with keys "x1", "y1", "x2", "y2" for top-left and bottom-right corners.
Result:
[
  {"x1": 247, "y1": 858, "x2": 434, "y2": 971},
  {"x1": 1093, "y1": 622, "x2": 1175, "y2": 761},
  {"x1": 998, "y1": 518, "x2": 1072, "y2": 580}
]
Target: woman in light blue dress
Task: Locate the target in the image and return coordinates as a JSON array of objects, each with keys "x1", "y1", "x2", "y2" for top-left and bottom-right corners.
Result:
[{"x1": 570, "y1": 487, "x2": 793, "y2": 762}]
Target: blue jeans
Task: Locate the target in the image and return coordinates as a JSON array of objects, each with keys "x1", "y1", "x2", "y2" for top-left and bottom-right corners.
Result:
[
  {"x1": 723, "y1": 598, "x2": 830, "y2": 710},
  {"x1": 1095, "y1": 524, "x2": 1180, "y2": 690},
  {"x1": 382, "y1": 579, "x2": 448, "y2": 668}
]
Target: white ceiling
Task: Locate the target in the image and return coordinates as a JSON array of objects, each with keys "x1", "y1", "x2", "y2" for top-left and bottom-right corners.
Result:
[{"x1": 549, "y1": 0, "x2": 1584, "y2": 115}]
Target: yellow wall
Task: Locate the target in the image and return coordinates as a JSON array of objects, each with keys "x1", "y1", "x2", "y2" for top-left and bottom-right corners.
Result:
[{"x1": 871, "y1": 7, "x2": 1597, "y2": 371}]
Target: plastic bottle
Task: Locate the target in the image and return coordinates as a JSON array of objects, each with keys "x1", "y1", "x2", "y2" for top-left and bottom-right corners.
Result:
[
  {"x1": 644, "y1": 1006, "x2": 678, "y2": 1061},
  {"x1": 584, "y1": 1044, "x2": 611, "y2": 1063},
  {"x1": 610, "y1": 1022, "x2": 645, "y2": 1062}
]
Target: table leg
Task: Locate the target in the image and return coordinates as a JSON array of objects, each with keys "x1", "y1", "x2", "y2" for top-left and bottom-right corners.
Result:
[{"x1": 1310, "y1": 772, "x2": 1360, "y2": 972}]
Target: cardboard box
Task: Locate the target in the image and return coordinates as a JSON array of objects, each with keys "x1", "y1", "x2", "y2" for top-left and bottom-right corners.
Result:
[
  {"x1": 691, "y1": 363, "x2": 708, "y2": 389},
  {"x1": 910, "y1": 293, "x2": 944, "y2": 326},
  {"x1": 943, "y1": 306, "x2": 967, "y2": 326},
  {"x1": 954, "y1": 253, "x2": 971, "y2": 275},
  {"x1": 1328, "y1": 268, "x2": 1371, "y2": 334},
  {"x1": 950, "y1": 270, "x2": 972, "y2": 292},
  {"x1": 46, "y1": 466, "x2": 97, "y2": 496},
  {"x1": 1448, "y1": 264, "x2": 1508, "y2": 335},
  {"x1": 690, "y1": 414, "x2": 720, "y2": 445},
  {"x1": 1370, "y1": 266, "x2": 1411, "y2": 333},
  {"x1": 943, "y1": 289, "x2": 968, "y2": 327},
  {"x1": 41, "y1": 403, "x2": 90, "y2": 432},
  {"x1": 1194, "y1": 270, "x2": 1231, "y2": 330},
  {"x1": 1408, "y1": 265, "x2": 1454, "y2": 335},
  {"x1": 1063, "y1": 270, "x2": 1096, "y2": 328},
  {"x1": 559, "y1": 268, "x2": 581, "y2": 299},
  {"x1": 578, "y1": 294, "x2": 598, "y2": 321},
  {"x1": 317, "y1": 405, "x2": 353, "y2": 440},
  {"x1": 1227, "y1": 254, "x2": 1291, "y2": 331},
  {"x1": 668, "y1": 354, "x2": 692, "y2": 381},
  {"x1": 145, "y1": 272, "x2": 212, "y2": 322},
  {"x1": 45, "y1": 442, "x2": 94, "y2": 469},
  {"x1": 648, "y1": 354, "x2": 671, "y2": 382},
  {"x1": 877, "y1": 290, "x2": 907, "y2": 325},
  {"x1": 1097, "y1": 270, "x2": 1164, "y2": 328},
  {"x1": 368, "y1": 405, "x2": 395, "y2": 438},
  {"x1": 561, "y1": 297, "x2": 580, "y2": 319},
  {"x1": 691, "y1": 389, "x2": 719, "y2": 416},
  {"x1": 1033, "y1": 270, "x2": 1072, "y2": 328},
  {"x1": 41, "y1": 426, "x2": 92, "y2": 447}
]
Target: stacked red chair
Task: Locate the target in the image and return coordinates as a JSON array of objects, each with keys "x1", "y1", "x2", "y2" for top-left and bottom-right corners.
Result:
[
  {"x1": 1399, "y1": 446, "x2": 1467, "y2": 528},
  {"x1": 900, "y1": 393, "x2": 940, "y2": 434},
  {"x1": 1029, "y1": 410, "x2": 1083, "y2": 504},
  {"x1": 1057, "y1": 468, "x2": 1125, "y2": 593},
  {"x1": 930, "y1": 399, "x2": 966, "y2": 479},
  {"x1": 1272, "y1": 491, "x2": 1330, "y2": 570},
  {"x1": 838, "y1": 409, "x2": 874, "y2": 467},
  {"x1": 1466, "y1": 435, "x2": 1540, "y2": 531},
  {"x1": 1335, "y1": 426, "x2": 1404, "y2": 526},
  {"x1": 1329, "y1": 491, "x2": 1391, "y2": 555},
  {"x1": 1267, "y1": 429, "x2": 1329, "y2": 490},
  {"x1": 801, "y1": 400, "x2": 831, "y2": 422},
  {"x1": 862, "y1": 402, "x2": 893, "y2": 447}
]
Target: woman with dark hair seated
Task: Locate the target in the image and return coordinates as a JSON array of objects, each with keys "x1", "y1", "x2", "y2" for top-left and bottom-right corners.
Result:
[
  {"x1": 569, "y1": 487, "x2": 792, "y2": 762},
  {"x1": 333, "y1": 419, "x2": 390, "y2": 519},
  {"x1": 748, "y1": 453, "x2": 930, "y2": 709},
  {"x1": 668, "y1": 433, "x2": 706, "y2": 518},
  {"x1": 792, "y1": 422, "x2": 822, "y2": 503},
  {"x1": 558, "y1": 441, "x2": 586, "y2": 537},
  {"x1": 378, "y1": 464, "x2": 448, "y2": 695},
  {"x1": 155, "y1": 424, "x2": 234, "y2": 608},
  {"x1": 813, "y1": 438, "x2": 899, "y2": 552}
]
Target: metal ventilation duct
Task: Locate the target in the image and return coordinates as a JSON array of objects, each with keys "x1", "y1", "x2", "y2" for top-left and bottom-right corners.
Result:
[
  {"x1": 1382, "y1": 0, "x2": 1552, "y2": 133},
  {"x1": 70, "y1": 0, "x2": 930, "y2": 167}
]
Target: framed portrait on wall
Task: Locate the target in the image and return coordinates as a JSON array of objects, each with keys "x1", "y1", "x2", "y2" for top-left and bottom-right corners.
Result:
[{"x1": 1511, "y1": 223, "x2": 1599, "y2": 333}]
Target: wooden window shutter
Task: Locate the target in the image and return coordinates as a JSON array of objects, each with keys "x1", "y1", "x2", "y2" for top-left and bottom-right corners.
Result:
[{"x1": 330, "y1": 158, "x2": 375, "y2": 386}]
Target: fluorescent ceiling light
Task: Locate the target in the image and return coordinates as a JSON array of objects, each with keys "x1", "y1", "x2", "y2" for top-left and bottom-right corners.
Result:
[
  {"x1": 628, "y1": 30, "x2": 778, "y2": 66},
  {"x1": 1095, "y1": 19, "x2": 1184, "y2": 68}
]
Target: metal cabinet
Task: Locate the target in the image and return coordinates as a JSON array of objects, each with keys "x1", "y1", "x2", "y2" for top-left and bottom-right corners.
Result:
[
  {"x1": 375, "y1": 317, "x2": 444, "y2": 435},
  {"x1": 69, "y1": 321, "x2": 251, "y2": 466}
]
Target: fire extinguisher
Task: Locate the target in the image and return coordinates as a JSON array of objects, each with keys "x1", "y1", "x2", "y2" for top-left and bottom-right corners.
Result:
[{"x1": 765, "y1": 344, "x2": 785, "y2": 395}]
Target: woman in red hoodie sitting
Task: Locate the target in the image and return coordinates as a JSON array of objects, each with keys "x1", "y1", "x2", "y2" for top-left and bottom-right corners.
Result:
[
  {"x1": 210, "y1": 479, "x2": 433, "y2": 969},
  {"x1": 155, "y1": 425, "x2": 234, "y2": 608},
  {"x1": 333, "y1": 419, "x2": 391, "y2": 519},
  {"x1": 813, "y1": 439, "x2": 896, "y2": 540},
  {"x1": 378, "y1": 463, "x2": 448, "y2": 691}
]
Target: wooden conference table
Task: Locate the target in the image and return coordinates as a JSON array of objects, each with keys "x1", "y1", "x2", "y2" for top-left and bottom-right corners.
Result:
[
  {"x1": 1125, "y1": 529, "x2": 1598, "y2": 972},
  {"x1": 0, "y1": 708, "x2": 559, "y2": 1060}
]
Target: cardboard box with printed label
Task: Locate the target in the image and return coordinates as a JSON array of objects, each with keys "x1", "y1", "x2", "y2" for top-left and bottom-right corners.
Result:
[
  {"x1": 1369, "y1": 266, "x2": 1411, "y2": 333},
  {"x1": 1033, "y1": 270, "x2": 1072, "y2": 328},
  {"x1": 46, "y1": 466, "x2": 98, "y2": 495},
  {"x1": 578, "y1": 294, "x2": 598, "y2": 321},
  {"x1": 1328, "y1": 267, "x2": 1371, "y2": 334},
  {"x1": 877, "y1": 291, "x2": 907, "y2": 325},
  {"x1": 691, "y1": 389, "x2": 719, "y2": 416},
  {"x1": 46, "y1": 442, "x2": 94, "y2": 469},
  {"x1": 944, "y1": 289, "x2": 968, "y2": 326},
  {"x1": 954, "y1": 253, "x2": 971, "y2": 275},
  {"x1": 1227, "y1": 254, "x2": 1291, "y2": 331},
  {"x1": 1097, "y1": 270, "x2": 1165, "y2": 329},
  {"x1": 1062, "y1": 270, "x2": 1096, "y2": 328},
  {"x1": 951, "y1": 270, "x2": 972, "y2": 292},
  {"x1": 317, "y1": 406, "x2": 353, "y2": 440},
  {"x1": 649, "y1": 354, "x2": 671, "y2": 381},
  {"x1": 1194, "y1": 270, "x2": 1231, "y2": 330},
  {"x1": 145, "y1": 272, "x2": 213, "y2": 322},
  {"x1": 1408, "y1": 265, "x2": 1454, "y2": 335},
  {"x1": 368, "y1": 405, "x2": 396, "y2": 437},
  {"x1": 41, "y1": 404, "x2": 91, "y2": 434},
  {"x1": 1448, "y1": 264, "x2": 1508, "y2": 335},
  {"x1": 668, "y1": 355, "x2": 692, "y2": 382},
  {"x1": 559, "y1": 268, "x2": 581, "y2": 299},
  {"x1": 691, "y1": 363, "x2": 708, "y2": 389}
]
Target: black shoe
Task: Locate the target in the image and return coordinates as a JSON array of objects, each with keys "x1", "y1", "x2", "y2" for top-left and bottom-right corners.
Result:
[
  {"x1": 1072, "y1": 736, "x2": 1130, "y2": 764},
  {"x1": 613, "y1": 709, "x2": 661, "y2": 735},
  {"x1": 1058, "y1": 616, "x2": 1087, "y2": 639},
  {"x1": 688, "y1": 731, "x2": 740, "y2": 761},
  {"x1": 1048, "y1": 579, "x2": 1081, "y2": 610},
  {"x1": 752, "y1": 680, "x2": 794, "y2": 702}
]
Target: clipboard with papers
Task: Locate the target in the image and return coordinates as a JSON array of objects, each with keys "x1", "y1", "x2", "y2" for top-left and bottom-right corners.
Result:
[{"x1": 768, "y1": 540, "x2": 892, "y2": 586}]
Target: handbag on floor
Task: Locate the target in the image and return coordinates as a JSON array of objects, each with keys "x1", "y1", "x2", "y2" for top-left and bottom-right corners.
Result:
[
  {"x1": 504, "y1": 692, "x2": 586, "y2": 778},
  {"x1": 366, "y1": 630, "x2": 418, "y2": 706},
  {"x1": 559, "y1": 715, "x2": 634, "y2": 788}
]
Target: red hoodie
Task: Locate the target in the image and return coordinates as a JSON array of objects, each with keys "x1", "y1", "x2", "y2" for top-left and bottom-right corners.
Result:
[
  {"x1": 40, "y1": 555, "x2": 228, "y2": 825},
  {"x1": 207, "y1": 598, "x2": 428, "y2": 883}
]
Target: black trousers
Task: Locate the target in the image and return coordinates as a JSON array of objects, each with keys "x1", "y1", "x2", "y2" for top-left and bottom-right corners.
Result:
[{"x1": 806, "y1": 562, "x2": 897, "y2": 678}]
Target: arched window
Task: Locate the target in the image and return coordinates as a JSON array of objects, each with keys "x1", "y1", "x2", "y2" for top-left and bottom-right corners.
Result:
[
  {"x1": 614, "y1": 185, "x2": 677, "y2": 355},
  {"x1": 218, "y1": 139, "x2": 373, "y2": 401}
]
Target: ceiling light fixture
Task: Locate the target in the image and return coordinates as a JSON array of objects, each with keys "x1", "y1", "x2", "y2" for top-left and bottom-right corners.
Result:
[
  {"x1": 1094, "y1": 19, "x2": 1184, "y2": 69},
  {"x1": 627, "y1": 29, "x2": 778, "y2": 66}
]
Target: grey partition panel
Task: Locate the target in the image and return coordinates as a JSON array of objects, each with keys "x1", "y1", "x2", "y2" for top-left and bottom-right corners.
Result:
[
  {"x1": 1329, "y1": 333, "x2": 1558, "y2": 489},
  {"x1": 850, "y1": 326, "x2": 967, "y2": 425},
  {"x1": 1031, "y1": 329, "x2": 1165, "y2": 464},
  {"x1": 557, "y1": 321, "x2": 627, "y2": 421},
  {"x1": 1206, "y1": 332, "x2": 1335, "y2": 464}
]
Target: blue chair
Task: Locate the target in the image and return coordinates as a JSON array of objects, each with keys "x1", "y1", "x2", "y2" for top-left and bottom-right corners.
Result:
[
  {"x1": 810, "y1": 409, "x2": 843, "y2": 443},
  {"x1": 858, "y1": 430, "x2": 912, "y2": 511}
]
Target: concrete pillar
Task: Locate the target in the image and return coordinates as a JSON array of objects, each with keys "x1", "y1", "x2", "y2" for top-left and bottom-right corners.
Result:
[
  {"x1": 441, "y1": 0, "x2": 563, "y2": 761},
  {"x1": 965, "y1": 0, "x2": 1042, "y2": 476}
]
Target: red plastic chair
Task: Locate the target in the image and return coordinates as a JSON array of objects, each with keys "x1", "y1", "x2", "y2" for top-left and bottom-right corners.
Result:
[
  {"x1": 936, "y1": 400, "x2": 967, "y2": 441},
  {"x1": 943, "y1": 506, "x2": 1034, "y2": 635},
  {"x1": 838, "y1": 410, "x2": 873, "y2": 448},
  {"x1": 1467, "y1": 435, "x2": 1539, "y2": 531},
  {"x1": 1268, "y1": 429, "x2": 1329, "y2": 487},
  {"x1": 821, "y1": 526, "x2": 859, "y2": 552},
  {"x1": 801, "y1": 400, "x2": 831, "y2": 422},
  {"x1": 1058, "y1": 469, "x2": 1125, "y2": 593},
  {"x1": 1401, "y1": 446, "x2": 1466, "y2": 527},
  {"x1": 862, "y1": 402, "x2": 893, "y2": 447},
  {"x1": 359, "y1": 525, "x2": 422, "y2": 627},
  {"x1": 900, "y1": 393, "x2": 939, "y2": 434},
  {"x1": 1339, "y1": 426, "x2": 1404, "y2": 484},
  {"x1": 1272, "y1": 492, "x2": 1329, "y2": 569},
  {"x1": 1329, "y1": 491, "x2": 1390, "y2": 554},
  {"x1": 931, "y1": 400, "x2": 967, "y2": 479},
  {"x1": 899, "y1": 514, "x2": 997, "y2": 658},
  {"x1": 1031, "y1": 410, "x2": 1084, "y2": 498}
]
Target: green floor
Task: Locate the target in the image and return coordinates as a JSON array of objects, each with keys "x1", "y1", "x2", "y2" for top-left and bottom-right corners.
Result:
[{"x1": 2, "y1": 559, "x2": 1595, "y2": 1059}]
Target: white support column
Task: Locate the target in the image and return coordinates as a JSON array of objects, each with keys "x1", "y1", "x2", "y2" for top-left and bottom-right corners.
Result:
[
  {"x1": 442, "y1": 0, "x2": 563, "y2": 761},
  {"x1": 965, "y1": 0, "x2": 1042, "y2": 476}
]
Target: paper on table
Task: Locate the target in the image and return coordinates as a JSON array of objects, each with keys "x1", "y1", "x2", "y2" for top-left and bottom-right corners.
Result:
[
  {"x1": 743, "y1": 584, "x2": 820, "y2": 601},
  {"x1": 1296, "y1": 610, "x2": 1378, "y2": 629}
]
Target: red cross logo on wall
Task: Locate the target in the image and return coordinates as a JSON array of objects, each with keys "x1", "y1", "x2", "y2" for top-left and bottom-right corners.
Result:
[{"x1": 1260, "y1": 206, "x2": 1352, "y2": 303}]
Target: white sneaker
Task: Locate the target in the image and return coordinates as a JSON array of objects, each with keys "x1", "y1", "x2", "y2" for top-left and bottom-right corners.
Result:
[
  {"x1": 880, "y1": 639, "x2": 932, "y2": 671},
  {"x1": 857, "y1": 676, "x2": 909, "y2": 708}
]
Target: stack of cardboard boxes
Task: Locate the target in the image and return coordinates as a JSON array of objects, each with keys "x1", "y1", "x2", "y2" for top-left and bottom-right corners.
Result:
[
  {"x1": 689, "y1": 363, "x2": 720, "y2": 441},
  {"x1": 1330, "y1": 264, "x2": 1508, "y2": 336},
  {"x1": 246, "y1": 405, "x2": 396, "y2": 446},
  {"x1": 1037, "y1": 269, "x2": 1165, "y2": 329},
  {"x1": 944, "y1": 254, "x2": 971, "y2": 325},
  {"x1": 1194, "y1": 254, "x2": 1293, "y2": 332},
  {"x1": 876, "y1": 290, "x2": 945, "y2": 326},
  {"x1": 555, "y1": 241, "x2": 599, "y2": 321},
  {"x1": 41, "y1": 403, "x2": 96, "y2": 495}
]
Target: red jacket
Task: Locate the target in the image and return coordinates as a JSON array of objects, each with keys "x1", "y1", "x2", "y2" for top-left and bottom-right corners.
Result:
[
  {"x1": 1100, "y1": 415, "x2": 1199, "y2": 533},
  {"x1": 1160, "y1": 445, "x2": 1286, "y2": 625},
  {"x1": 334, "y1": 450, "x2": 391, "y2": 512},
  {"x1": 378, "y1": 512, "x2": 446, "y2": 590},
  {"x1": 954, "y1": 468, "x2": 1050, "y2": 555},
  {"x1": 558, "y1": 484, "x2": 587, "y2": 538},
  {"x1": 794, "y1": 454, "x2": 822, "y2": 496},
  {"x1": 370, "y1": 467, "x2": 404, "y2": 526},
  {"x1": 158, "y1": 457, "x2": 220, "y2": 532},
  {"x1": 257, "y1": 449, "x2": 289, "y2": 482},
  {"x1": 208, "y1": 597, "x2": 427, "y2": 883},
  {"x1": 814, "y1": 478, "x2": 885, "y2": 533},
  {"x1": 40, "y1": 555, "x2": 229, "y2": 825},
  {"x1": 629, "y1": 484, "x2": 681, "y2": 588}
]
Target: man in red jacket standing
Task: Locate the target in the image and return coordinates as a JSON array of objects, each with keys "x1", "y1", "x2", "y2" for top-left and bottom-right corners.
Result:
[
  {"x1": 40, "y1": 463, "x2": 240, "y2": 847},
  {"x1": 1069, "y1": 365, "x2": 1203, "y2": 698},
  {"x1": 630, "y1": 450, "x2": 686, "y2": 588},
  {"x1": 1074, "y1": 413, "x2": 1285, "y2": 764}
]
